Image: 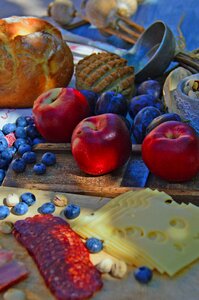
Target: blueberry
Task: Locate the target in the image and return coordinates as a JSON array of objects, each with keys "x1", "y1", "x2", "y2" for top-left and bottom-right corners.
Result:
[
  {"x1": 11, "y1": 158, "x2": 26, "y2": 173},
  {"x1": 0, "y1": 169, "x2": 5, "y2": 184},
  {"x1": 85, "y1": 237, "x2": 103, "y2": 253},
  {"x1": 41, "y1": 152, "x2": 56, "y2": 166},
  {"x1": 13, "y1": 202, "x2": 29, "y2": 215},
  {"x1": 1, "y1": 149, "x2": 13, "y2": 162},
  {"x1": 134, "y1": 266, "x2": 153, "y2": 284},
  {"x1": 2, "y1": 123, "x2": 16, "y2": 135},
  {"x1": 14, "y1": 138, "x2": 27, "y2": 149},
  {"x1": 22, "y1": 151, "x2": 36, "y2": 164},
  {"x1": 64, "y1": 204, "x2": 80, "y2": 219},
  {"x1": 16, "y1": 116, "x2": 28, "y2": 127},
  {"x1": 32, "y1": 137, "x2": 46, "y2": 145},
  {"x1": 0, "y1": 205, "x2": 10, "y2": 219},
  {"x1": 20, "y1": 192, "x2": 36, "y2": 206},
  {"x1": 26, "y1": 125, "x2": 40, "y2": 139},
  {"x1": 7, "y1": 146, "x2": 17, "y2": 156},
  {"x1": 18, "y1": 144, "x2": 32, "y2": 155},
  {"x1": 0, "y1": 137, "x2": 8, "y2": 151},
  {"x1": 0, "y1": 130, "x2": 5, "y2": 138},
  {"x1": 132, "y1": 106, "x2": 161, "y2": 143},
  {"x1": 80, "y1": 89, "x2": 99, "y2": 115},
  {"x1": 25, "y1": 116, "x2": 35, "y2": 126},
  {"x1": 137, "y1": 80, "x2": 161, "y2": 100},
  {"x1": 15, "y1": 126, "x2": 27, "y2": 139},
  {"x1": 95, "y1": 91, "x2": 128, "y2": 116},
  {"x1": 33, "y1": 163, "x2": 46, "y2": 175},
  {"x1": 0, "y1": 158, "x2": 9, "y2": 169},
  {"x1": 38, "y1": 202, "x2": 55, "y2": 214}
]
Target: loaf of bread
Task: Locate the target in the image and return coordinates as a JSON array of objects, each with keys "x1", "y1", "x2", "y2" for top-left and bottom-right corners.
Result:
[
  {"x1": 75, "y1": 52, "x2": 135, "y2": 98},
  {"x1": 0, "y1": 16, "x2": 74, "y2": 108}
]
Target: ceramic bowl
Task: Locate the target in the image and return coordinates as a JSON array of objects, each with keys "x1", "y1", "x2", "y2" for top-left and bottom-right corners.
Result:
[
  {"x1": 129, "y1": 21, "x2": 176, "y2": 82},
  {"x1": 175, "y1": 73, "x2": 199, "y2": 135}
]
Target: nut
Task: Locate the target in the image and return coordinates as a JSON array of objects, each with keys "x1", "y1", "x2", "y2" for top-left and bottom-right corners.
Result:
[
  {"x1": 3, "y1": 288, "x2": 26, "y2": 300},
  {"x1": 5, "y1": 193, "x2": 19, "y2": 207},
  {"x1": 184, "y1": 79, "x2": 199, "y2": 99},
  {"x1": 53, "y1": 194, "x2": 68, "y2": 207},
  {"x1": 96, "y1": 258, "x2": 113, "y2": 273},
  {"x1": 110, "y1": 260, "x2": 127, "y2": 278},
  {"x1": 0, "y1": 221, "x2": 14, "y2": 234}
]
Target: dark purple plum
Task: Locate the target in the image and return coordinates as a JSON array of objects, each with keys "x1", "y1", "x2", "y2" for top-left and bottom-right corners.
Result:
[
  {"x1": 132, "y1": 106, "x2": 161, "y2": 143},
  {"x1": 119, "y1": 116, "x2": 132, "y2": 132},
  {"x1": 137, "y1": 80, "x2": 161, "y2": 100},
  {"x1": 146, "y1": 113, "x2": 182, "y2": 134},
  {"x1": 128, "y1": 94, "x2": 163, "y2": 119},
  {"x1": 95, "y1": 91, "x2": 128, "y2": 117},
  {"x1": 80, "y1": 90, "x2": 99, "y2": 115}
]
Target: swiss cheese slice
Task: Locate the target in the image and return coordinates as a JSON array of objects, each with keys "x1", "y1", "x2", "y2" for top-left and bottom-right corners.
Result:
[{"x1": 72, "y1": 189, "x2": 199, "y2": 276}]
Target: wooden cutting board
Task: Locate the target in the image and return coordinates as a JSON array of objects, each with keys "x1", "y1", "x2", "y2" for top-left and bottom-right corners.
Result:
[
  {"x1": 2, "y1": 144, "x2": 199, "y2": 204},
  {"x1": 0, "y1": 187, "x2": 199, "y2": 300}
]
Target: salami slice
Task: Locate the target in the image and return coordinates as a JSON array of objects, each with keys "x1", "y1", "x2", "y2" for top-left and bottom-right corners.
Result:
[
  {"x1": 0, "y1": 260, "x2": 28, "y2": 292},
  {"x1": 13, "y1": 214, "x2": 102, "y2": 300}
]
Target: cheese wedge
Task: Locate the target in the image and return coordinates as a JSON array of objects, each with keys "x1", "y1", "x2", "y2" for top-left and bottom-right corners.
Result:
[{"x1": 72, "y1": 189, "x2": 199, "y2": 276}]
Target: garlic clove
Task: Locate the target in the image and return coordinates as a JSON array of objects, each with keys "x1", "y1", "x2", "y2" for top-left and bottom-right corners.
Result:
[
  {"x1": 48, "y1": 0, "x2": 76, "y2": 26},
  {"x1": 110, "y1": 260, "x2": 127, "y2": 278},
  {"x1": 96, "y1": 258, "x2": 114, "y2": 273},
  {"x1": 85, "y1": 0, "x2": 117, "y2": 28},
  {"x1": 5, "y1": 193, "x2": 19, "y2": 207},
  {"x1": 116, "y1": 0, "x2": 138, "y2": 18}
]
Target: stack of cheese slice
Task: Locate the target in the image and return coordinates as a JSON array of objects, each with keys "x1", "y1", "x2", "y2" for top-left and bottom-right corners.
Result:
[{"x1": 72, "y1": 188, "x2": 199, "y2": 276}]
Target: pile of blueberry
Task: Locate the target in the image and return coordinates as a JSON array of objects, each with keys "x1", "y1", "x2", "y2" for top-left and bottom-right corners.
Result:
[
  {"x1": 0, "y1": 192, "x2": 36, "y2": 220},
  {"x1": 82, "y1": 79, "x2": 181, "y2": 144},
  {"x1": 0, "y1": 115, "x2": 57, "y2": 182}
]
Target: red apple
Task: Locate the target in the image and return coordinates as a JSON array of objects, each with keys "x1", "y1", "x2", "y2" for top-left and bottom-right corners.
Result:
[
  {"x1": 142, "y1": 121, "x2": 199, "y2": 182},
  {"x1": 71, "y1": 113, "x2": 132, "y2": 175},
  {"x1": 33, "y1": 87, "x2": 90, "y2": 142}
]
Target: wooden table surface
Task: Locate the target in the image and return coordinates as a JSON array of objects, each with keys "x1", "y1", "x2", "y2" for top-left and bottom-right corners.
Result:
[{"x1": 0, "y1": 187, "x2": 199, "y2": 300}]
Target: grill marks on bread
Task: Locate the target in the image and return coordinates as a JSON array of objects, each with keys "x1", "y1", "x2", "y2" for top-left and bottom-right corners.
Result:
[{"x1": 76, "y1": 52, "x2": 135, "y2": 97}]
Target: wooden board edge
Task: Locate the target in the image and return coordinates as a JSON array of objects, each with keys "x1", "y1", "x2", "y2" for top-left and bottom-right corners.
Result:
[
  {"x1": 33, "y1": 143, "x2": 142, "y2": 153},
  {"x1": 4, "y1": 181, "x2": 198, "y2": 205}
]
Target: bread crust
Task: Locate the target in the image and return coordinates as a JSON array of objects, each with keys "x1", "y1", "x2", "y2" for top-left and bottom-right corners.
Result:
[
  {"x1": 0, "y1": 16, "x2": 74, "y2": 108},
  {"x1": 75, "y1": 52, "x2": 135, "y2": 98}
]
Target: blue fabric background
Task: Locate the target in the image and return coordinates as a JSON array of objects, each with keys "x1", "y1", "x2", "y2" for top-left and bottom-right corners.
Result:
[{"x1": 71, "y1": 0, "x2": 198, "y2": 51}]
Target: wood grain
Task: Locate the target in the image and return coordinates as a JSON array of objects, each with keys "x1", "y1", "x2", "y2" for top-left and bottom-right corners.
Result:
[
  {"x1": 0, "y1": 187, "x2": 198, "y2": 300},
  {"x1": 2, "y1": 143, "x2": 199, "y2": 204}
]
